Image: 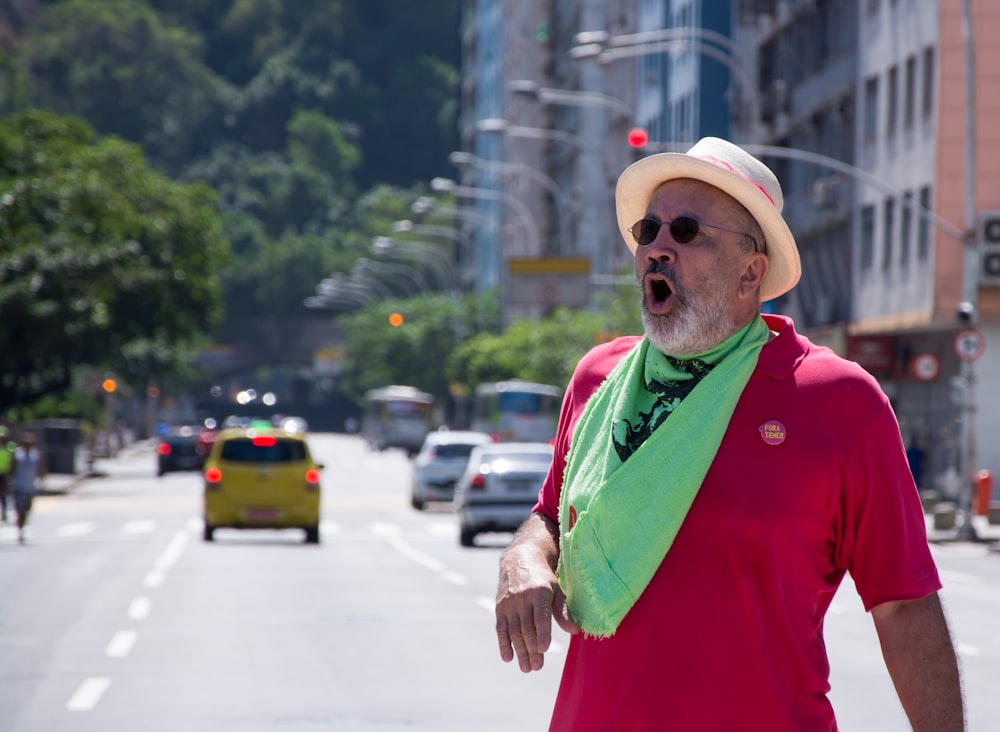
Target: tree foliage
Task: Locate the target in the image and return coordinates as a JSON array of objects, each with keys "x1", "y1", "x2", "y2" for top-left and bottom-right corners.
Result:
[{"x1": 0, "y1": 110, "x2": 229, "y2": 411}]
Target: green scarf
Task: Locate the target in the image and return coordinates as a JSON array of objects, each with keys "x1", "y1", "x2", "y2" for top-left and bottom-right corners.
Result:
[{"x1": 557, "y1": 315, "x2": 769, "y2": 638}]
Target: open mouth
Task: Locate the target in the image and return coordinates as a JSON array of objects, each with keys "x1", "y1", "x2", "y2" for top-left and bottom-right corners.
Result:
[{"x1": 643, "y1": 273, "x2": 675, "y2": 313}]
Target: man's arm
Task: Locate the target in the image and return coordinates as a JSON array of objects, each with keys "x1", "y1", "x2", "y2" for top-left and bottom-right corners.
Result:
[
  {"x1": 871, "y1": 592, "x2": 964, "y2": 731},
  {"x1": 495, "y1": 512, "x2": 580, "y2": 673}
]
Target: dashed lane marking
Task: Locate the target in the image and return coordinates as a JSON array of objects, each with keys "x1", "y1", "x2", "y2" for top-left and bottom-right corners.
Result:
[{"x1": 66, "y1": 677, "x2": 110, "y2": 711}]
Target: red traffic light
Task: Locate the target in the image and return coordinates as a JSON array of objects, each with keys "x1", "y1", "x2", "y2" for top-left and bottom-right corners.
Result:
[{"x1": 627, "y1": 128, "x2": 649, "y2": 149}]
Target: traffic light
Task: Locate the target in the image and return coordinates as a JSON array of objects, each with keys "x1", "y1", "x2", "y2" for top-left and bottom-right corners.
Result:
[
  {"x1": 102, "y1": 378, "x2": 117, "y2": 393},
  {"x1": 388, "y1": 312, "x2": 404, "y2": 327},
  {"x1": 627, "y1": 128, "x2": 649, "y2": 150},
  {"x1": 980, "y1": 212, "x2": 1000, "y2": 285}
]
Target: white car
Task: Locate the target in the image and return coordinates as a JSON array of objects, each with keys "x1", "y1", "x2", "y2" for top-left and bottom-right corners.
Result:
[
  {"x1": 410, "y1": 430, "x2": 495, "y2": 510},
  {"x1": 454, "y1": 441, "x2": 554, "y2": 547}
]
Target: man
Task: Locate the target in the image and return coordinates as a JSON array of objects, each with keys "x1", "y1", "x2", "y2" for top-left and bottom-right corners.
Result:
[
  {"x1": 10, "y1": 430, "x2": 46, "y2": 544},
  {"x1": 495, "y1": 138, "x2": 963, "y2": 731},
  {"x1": 0, "y1": 425, "x2": 15, "y2": 522}
]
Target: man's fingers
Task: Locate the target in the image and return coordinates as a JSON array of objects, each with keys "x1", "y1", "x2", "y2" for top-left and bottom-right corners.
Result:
[{"x1": 496, "y1": 598, "x2": 552, "y2": 672}]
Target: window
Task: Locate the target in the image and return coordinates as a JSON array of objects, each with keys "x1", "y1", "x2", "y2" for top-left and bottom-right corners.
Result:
[
  {"x1": 900, "y1": 191, "x2": 913, "y2": 266},
  {"x1": 886, "y1": 66, "x2": 899, "y2": 135},
  {"x1": 883, "y1": 198, "x2": 895, "y2": 269},
  {"x1": 904, "y1": 56, "x2": 917, "y2": 128},
  {"x1": 861, "y1": 205, "x2": 876, "y2": 270},
  {"x1": 917, "y1": 186, "x2": 932, "y2": 260},
  {"x1": 922, "y1": 47, "x2": 935, "y2": 119},
  {"x1": 864, "y1": 76, "x2": 879, "y2": 141}
]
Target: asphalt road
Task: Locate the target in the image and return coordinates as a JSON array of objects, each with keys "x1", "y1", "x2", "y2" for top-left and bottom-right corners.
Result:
[{"x1": 1, "y1": 433, "x2": 998, "y2": 731}]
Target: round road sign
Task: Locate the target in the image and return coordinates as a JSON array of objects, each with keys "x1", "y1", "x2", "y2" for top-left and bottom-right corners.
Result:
[
  {"x1": 954, "y1": 329, "x2": 985, "y2": 362},
  {"x1": 912, "y1": 353, "x2": 940, "y2": 381}
]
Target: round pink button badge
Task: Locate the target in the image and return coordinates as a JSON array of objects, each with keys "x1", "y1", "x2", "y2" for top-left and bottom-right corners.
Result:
[{"x1": 759, "y1": 420, "x2": 787, "y2": 445}]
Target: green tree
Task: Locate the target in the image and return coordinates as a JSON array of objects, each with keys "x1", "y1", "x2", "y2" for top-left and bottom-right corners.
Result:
[
  {"x1": 9, "y1": 0, "x2": 234, "y2": 174},
  {"x1": 0, "y1": 111, "x2": 229, "y2": 411}
]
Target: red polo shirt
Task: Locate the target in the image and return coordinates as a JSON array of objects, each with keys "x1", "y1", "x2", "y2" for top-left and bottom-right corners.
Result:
[{"x1": 535, "y1": 315, "x2": 940, "y2": 731}]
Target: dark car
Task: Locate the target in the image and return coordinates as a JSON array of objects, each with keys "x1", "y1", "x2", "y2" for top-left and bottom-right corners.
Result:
[{"x1": 157, "y1": 425, "x2": 203, "y2": 476}]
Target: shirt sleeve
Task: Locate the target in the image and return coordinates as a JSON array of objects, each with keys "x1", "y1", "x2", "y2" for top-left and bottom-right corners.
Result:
[{"x1": 837, "y1": 395, "x2": 942, "y2": 611}]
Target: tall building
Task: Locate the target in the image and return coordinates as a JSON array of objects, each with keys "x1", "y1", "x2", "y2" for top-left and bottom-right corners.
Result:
[
  {"x1": 457, "y1": 0, "x2": 1000, "y2": 498},
  {"x1": 738, "y1": 0, "x2": 1000, "y2": 500}
]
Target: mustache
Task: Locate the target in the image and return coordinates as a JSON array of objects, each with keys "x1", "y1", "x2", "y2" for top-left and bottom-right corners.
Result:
[{"x1": 644, "y1": 259, "x2": 675, "y2": 278}]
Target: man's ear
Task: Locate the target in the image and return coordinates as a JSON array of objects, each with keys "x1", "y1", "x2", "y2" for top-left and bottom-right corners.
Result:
[{"x1": 739, "y1": 254, "x2": 768, "y2": 299}]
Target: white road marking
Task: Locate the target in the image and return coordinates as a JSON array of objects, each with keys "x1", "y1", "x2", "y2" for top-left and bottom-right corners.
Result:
[
  {"x1": 56, "y1": 522, "x2": 94, "y2": 537},
  {"x1": 442, "y1": 571, "x2": 467, "y2": 585},
  {"x1": 105, "y1": 630, "x2": 137, "y2": 658},
  {"x1": 128, "y1": 597, "x2": 152, "y2": 620},
  {"x1": 320, "y1": 520, "x2": 341, "y2": 535},
  {"x1": 122, "y1": 520, "x2": 156, "y2": 535},
  {"x1": 386, "y1": 536, "x2": 443, "y2": 572},
  {"x1": 957, "y1": 642, "x2": 982, "y2": 657},
  {"x1": 66, "y1": 677, "x2": 111, "y2": 711},
  {"x1": 425, "y1": 521, "x2": 457, "y2": 537},
  {"x1": 370, "y1": 521, "x2": 400, "y2": 537},
  {"x1": 476, "y1": 596, "x2": 494, "y2": 613},
  {"x1": 144, "y1": 531, "x2": 188, "y2": 587},
  {"x1": 154, "y1": 531, "x2": 188, "y2": 571}
]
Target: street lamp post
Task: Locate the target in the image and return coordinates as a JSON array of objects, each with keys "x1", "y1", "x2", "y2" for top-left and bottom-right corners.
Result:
[
  {"x1": 477, "y1": 117, "x2": 584, "y2": 149},
  {"x1": 448, "y1": 150, "x2": 571, "y2": 254},
  {"x1": 430, "y1": 175, "x2": 541, "y2": 295},
  {"x1": 570, "y1": 28, "x2": 762, "y2": 143},
  {"x1": 372, "y1": 236, "x2": 457, "y2": 292}
]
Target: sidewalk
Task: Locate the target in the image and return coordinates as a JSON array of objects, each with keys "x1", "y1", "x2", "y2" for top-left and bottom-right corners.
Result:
[{"x1": 38, "y1": 440, "x2": 157, "y2": 496}]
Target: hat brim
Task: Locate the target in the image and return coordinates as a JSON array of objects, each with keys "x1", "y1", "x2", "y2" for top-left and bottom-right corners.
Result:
[{"x1": 615, "y1": 153, "x2": 801, "y2": 302}]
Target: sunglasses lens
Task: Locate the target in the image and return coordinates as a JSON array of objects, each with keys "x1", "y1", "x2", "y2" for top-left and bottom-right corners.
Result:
[
  {"x1": 669, "y1": 216, "x2": 700, "y2": 243},
  {"x1": 631, "y1": 218, "x2": 661, "y2": 247}
]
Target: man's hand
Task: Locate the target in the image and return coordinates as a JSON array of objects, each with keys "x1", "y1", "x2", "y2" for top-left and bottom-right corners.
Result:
[{"x1": 495, "y1": 513, "x2": 580, "y2": 672}]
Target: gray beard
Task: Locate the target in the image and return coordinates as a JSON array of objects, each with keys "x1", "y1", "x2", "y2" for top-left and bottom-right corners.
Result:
[{"x1": 640, "y1": 279, "x2": 739, "y2": 356}]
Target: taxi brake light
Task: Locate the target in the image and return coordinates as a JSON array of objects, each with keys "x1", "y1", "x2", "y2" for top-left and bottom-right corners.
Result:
[
  {"x1": 252, "y1": 435, "x2": 277, "y2": 447},
  {"x1": 305, "y1": 468, "x2": 321, "y2": 489},
  {"x1": 204, "y1": 466, "x2": 223, "y2": 489}
]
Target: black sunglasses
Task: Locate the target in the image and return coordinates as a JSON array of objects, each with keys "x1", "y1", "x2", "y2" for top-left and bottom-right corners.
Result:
[{"x1": 629, "y1": 216, "x2": 761, "y2": 252}]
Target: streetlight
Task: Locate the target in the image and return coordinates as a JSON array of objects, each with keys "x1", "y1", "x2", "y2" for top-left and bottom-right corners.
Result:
[
  {"x1": 570, "y1": 28, "x2": 761, "y2": 143},
  {"x1": 476, "y1": 118, "x2": 584, "y2": 149},
  {"x1": 352, "y1": 257, "x2": 431, "y2": 297},
  {"x1": 431, "y1": 176, "x2": 541, "y2": 292},
  {"x1": 372, "y1": 235, "x2": 457, "y2": 292},
  {"x1": 506, "y1": 79, "x2": 631, "y2": 117},
  {"x1": 448, "y1": 150, "x2": 571, "y2": 254}
]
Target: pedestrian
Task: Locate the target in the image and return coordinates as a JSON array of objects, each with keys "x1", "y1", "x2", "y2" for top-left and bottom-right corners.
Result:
[
  {"x1": 495, "y1": 138, "x2": 963, "y2": 731},
  {"x1": 10, "y1": 430, "x2": 46, "y2": 544},
  {"x1": 0, "y1": 425, "x2": 16, "y2": 522}
]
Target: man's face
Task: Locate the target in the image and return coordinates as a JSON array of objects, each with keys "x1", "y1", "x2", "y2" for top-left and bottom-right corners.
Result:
[{"x1": 633, "y1": 179, "x2": 764, "y2": 355}]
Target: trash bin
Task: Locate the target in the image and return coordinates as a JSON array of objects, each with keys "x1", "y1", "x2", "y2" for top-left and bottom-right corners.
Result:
[{"x1": 27, "y1": 419, "x2": 81, "y2": 475}]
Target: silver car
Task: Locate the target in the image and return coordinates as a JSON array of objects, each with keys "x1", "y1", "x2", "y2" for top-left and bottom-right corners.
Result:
[
  {"x1": 454, "y1": 441, "x2": 554, "y2": 547},
  {"x1": 410, "y1": 430, "x2": 494, "y2": 510}
]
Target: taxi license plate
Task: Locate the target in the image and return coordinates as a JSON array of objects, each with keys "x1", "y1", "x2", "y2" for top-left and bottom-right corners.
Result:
[{"x1": 246, "y1": 508, "x2": 278, "y2": 521}]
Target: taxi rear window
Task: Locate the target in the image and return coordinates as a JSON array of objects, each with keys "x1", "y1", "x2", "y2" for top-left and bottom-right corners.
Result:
[{"x1": 220, "y1": 438, "x2": 307, "y2": 463}]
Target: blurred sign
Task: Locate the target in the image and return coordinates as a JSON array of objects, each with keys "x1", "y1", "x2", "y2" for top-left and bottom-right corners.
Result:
[
  {"x1": 846, "y1": 335, "x2": 895, "y2": 376},
  {"x1": 954, "y1": 329, "x2": 985, "y2": 362},
  {"x1": 911, "y1": 353, "x2": 940, "y2": 381},
  {"x1": 508, "y1": 257, "x2": 590, "y2": 310}
]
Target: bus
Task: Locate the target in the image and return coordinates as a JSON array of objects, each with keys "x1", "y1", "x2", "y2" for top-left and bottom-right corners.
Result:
[
  {"x1": 470, "y1": 380, "x2": 563, "y2": 443},
  {"x1": 362, "y1": 385, "x2": 434, "y2": 456}
]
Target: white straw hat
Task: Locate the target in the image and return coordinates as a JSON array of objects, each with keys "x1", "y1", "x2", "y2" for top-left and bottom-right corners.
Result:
[{"x1": 615, "y1": 137, "x2": 801, "y2": 302}]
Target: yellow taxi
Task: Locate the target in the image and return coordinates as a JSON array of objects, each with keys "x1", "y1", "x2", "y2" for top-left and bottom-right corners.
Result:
[{"x1": 202, "y1": 421, "x2": 323, "y2": 543}]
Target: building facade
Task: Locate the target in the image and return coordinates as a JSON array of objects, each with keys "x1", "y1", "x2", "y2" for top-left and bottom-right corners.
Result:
[{"x1": 456, "y1": 0, "x2": 1000, "y2": 496}]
